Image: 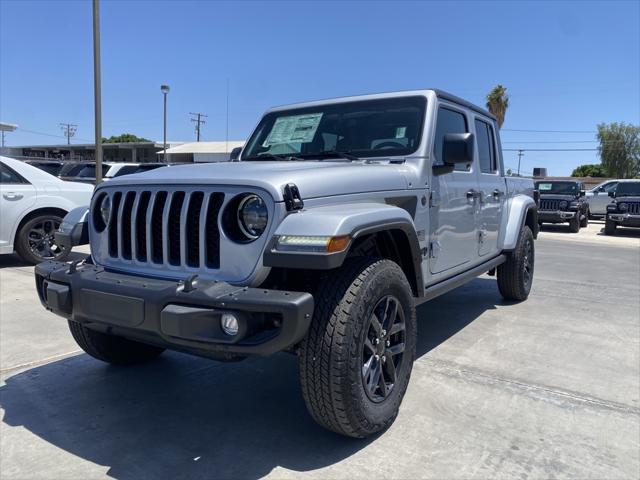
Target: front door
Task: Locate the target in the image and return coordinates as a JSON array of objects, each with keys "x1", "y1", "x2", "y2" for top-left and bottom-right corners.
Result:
[
  {"x1": 429, "y1": 105, "x2": 480, "y2": 276},
  {"x1": 0, "y1": 162, "x2": 36, "y2": 253},
  {"x1": 474, "y1": 117, "x2": 505, "y2": 257}
]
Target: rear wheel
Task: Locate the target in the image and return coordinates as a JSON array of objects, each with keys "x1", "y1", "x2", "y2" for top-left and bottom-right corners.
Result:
[
  {"x1": 298, "y1": 258, "x2": 416, "y2": 438},
  {"x1": 68, "y1": 321, "x2": 165, "y2": 365},
  {"x1": 15, "y1": 213, "x2": 69, "y2": 264},
  {"x1": 604, "y1": 218, "x2": 617, "y2": 235},
  {"x1": 497, "y1": 226, "x2": 534, "y2": 301}
]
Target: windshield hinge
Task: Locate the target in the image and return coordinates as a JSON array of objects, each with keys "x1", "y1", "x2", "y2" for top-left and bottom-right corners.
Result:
[{"x1": 283, "y1": 183, "x2": 304, "y2": 212}]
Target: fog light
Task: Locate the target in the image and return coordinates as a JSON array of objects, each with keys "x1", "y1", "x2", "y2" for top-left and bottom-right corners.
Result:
[{"x1": 220, "y1": 313, "x2": 239, "y2": 336}]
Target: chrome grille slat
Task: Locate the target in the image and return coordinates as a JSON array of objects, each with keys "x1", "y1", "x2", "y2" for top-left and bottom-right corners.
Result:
[
  {"x1": 102, "y1": 187, "x2": 228, "y2": 273},
  {"x1": 130, "y1": 192, "x2": 142, "y2": 261}
]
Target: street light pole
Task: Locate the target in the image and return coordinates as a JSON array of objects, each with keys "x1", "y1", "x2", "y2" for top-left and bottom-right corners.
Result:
[
  {"x1": 93, "y1": 0, "x2": 103, "y2": 183},
  {"x1": 517, "y1": 149, "x2": 524, "y2": 176},
  {"x1": 161, "y1": 85, "x2": 170, "y2": 162}
]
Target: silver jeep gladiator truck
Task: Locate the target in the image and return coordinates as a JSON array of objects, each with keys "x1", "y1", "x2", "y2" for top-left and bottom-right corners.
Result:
[{"x1": 36, "y1": 89, "x2": 538, "y2": 438}]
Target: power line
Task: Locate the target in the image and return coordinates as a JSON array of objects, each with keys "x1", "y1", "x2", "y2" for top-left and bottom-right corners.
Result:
[
  {"x1": 189, "y1": 112, "x2": 207, "y2": 142},
  {"x1": 59, "y1": 123, "x2": 77, "y2": 145},
  {"x1": 504, "y1": 148, "x2": 597, "y2": 152}
]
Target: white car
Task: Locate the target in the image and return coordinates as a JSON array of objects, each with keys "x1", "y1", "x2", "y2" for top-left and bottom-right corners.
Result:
[
  {"x1": 586, "y1": 179, "x2": 619, "y2": 218},
  {"x1": 0, "y1": 156, "x2": 93, "y2": 263}
]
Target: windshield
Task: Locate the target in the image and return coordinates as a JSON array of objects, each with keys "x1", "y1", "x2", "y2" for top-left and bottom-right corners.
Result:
[
  {"x1": 76, "y1": 164, "x2": 109, "y2": 178},
  {"x1": 242, "y1": 96, "x2": 427, "y2": 160},
  {"x1": 113, "y1": 164, "x2": 165, "y2": 177},
  {"x1": 616, "y1": 182, "x2": 640, "y2": 197},
  {"x1": 535, "y1": 181, "x2": 580, "y2": 195}
]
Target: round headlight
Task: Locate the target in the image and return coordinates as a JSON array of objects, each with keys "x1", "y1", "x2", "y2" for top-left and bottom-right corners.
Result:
[
  {"x1": 559, "y1": 200, "x2": 568, "y2": 209},
  {"x1": 619, "y1": 202, "x2": 628, "y2": 212},
  {"x1": 237, "y1": 194, "x2": 268, "y2": 239},
  {"x1": 100, "y1": 194, "x2": 112, "y2": 225}
]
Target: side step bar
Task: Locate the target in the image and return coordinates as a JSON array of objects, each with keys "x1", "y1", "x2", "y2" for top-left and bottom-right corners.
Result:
[{"x1": 420, "y1": 254, "x2": 506, "y2": 303}]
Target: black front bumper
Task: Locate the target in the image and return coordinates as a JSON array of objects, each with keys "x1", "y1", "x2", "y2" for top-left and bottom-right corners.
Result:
[
  {"x1": 35, "y1": 260, "x2": 314, "y2": 358},
  {"x1": 538, "y1": 210, "x2": 578, "y2": 223},
  {"x1": 607, "y1": 213, "x2": 640, "y2": 228}
]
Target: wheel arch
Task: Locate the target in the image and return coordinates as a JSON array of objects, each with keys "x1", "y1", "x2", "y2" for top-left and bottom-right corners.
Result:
[
  {"x1": 501, "y1": 195, "x2": 538, "y2": 251},
  {"x1": 13, "y1": 207, "x2": 69, "y2": 245}
]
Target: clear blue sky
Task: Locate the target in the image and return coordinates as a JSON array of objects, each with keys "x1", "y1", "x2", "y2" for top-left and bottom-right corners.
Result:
[{"x1": 1, "y1": 0, "x2": 638, "y2": 175}]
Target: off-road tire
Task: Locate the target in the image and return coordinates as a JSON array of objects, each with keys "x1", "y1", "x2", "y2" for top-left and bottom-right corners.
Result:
[
  {"x1": 497, "y1": 226, "x2": 534, "y2": 301},
  {"x1": 15, "y1": 213, "x2": 69, "y2": 264},
  {"x1": 580, "y1": 210, "x2": 589, "y2": 228},
  {"x1": 604, "y1": 218, "x2": 617, "y2": 235},
  {"x1": 298, "y1": 257, "x2": 417, "y2": 438},
  {"x1": 568, "y1": 214, "x2": 580, "y2": 233},
  {"x1": 68, "y1": 321, "x2": 165, "y2": 365}
]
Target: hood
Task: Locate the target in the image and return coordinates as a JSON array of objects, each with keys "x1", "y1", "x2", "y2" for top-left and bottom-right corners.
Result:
[
  {"x1": 104, "y1": 161, "x2": 413, "y2": 201},
  {"x1": 616, "y1": 195, "x2": 640, "y2": 202},
  {"x1": 538, "y1": 193, "x2": 577, "y2": 201}
]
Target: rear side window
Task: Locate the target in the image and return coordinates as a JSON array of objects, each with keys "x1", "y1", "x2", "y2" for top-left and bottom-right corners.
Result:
[
  {"x1": 0, "y1": 163, "x2": 28, "y2": 184},
  {"x1": 474, "y1": 119, "x2": 497, "y2": 173},
  {"x1": 113, "y1": 165, "x2": 164, "y2": 177},
  {"x1": 434, "y1": 107, "x2": 469, "y2": 171}
]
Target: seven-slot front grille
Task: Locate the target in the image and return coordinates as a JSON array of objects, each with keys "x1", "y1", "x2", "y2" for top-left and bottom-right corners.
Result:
[
  {"x1": 539, "y1": 199, "x2": 561, "y2": 211},
  {"x1": 627, "y1": 202, "x2": 640, "y2": 215},
  {"x1": 101, "y1": 188, "x2": 225, "y2": 269}
]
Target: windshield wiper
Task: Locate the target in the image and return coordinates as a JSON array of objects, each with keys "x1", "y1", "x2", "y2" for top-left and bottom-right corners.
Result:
[
  {"x1": 243, "y1": 153, "x2": 302, "y2": 161},
  {"x1": 299, "y1": 150, "x2": 361, "y2": 162}
]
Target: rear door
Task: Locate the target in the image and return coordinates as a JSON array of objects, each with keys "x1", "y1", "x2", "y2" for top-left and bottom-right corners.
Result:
[
  {"x1": 0, "y1": 162, "x2": 36, "y2": 251},
  {"x1": 589, "y1": 181, "x2": 617, "y2": 215},
  {"x1": 474, "y1": 117, "x2": 505, "y2": 257},
  {"x1": 429, "y1": 105, "x2": 480, "y2": 276}
]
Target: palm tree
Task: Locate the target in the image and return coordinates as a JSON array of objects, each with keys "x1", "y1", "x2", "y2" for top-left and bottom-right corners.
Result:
[{"x1": 486, "y1": 85, "x2": 509, "y2": 129}]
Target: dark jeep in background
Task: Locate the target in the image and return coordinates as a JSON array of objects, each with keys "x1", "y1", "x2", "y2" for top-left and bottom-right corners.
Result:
[
  {"x1": 605, "y1": 180, "x2": 640, "y2": 235},
  {"x1": 535, "y1": 180, "x2": 589, "y2": 233}
]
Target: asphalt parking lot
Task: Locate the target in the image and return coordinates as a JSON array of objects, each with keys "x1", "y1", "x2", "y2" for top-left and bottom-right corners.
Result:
[{"x1": 1, "y1": 221, "x2": 638, "y2": 480}]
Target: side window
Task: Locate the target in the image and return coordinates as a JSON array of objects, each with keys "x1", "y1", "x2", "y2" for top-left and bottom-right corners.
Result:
[
  {"x1": 603, "y1": 182, "x2": 618, "y2": 193},
  {"x1": 434, "y1": 107, "x2": 469, "y2": 171},
  {"x1": 0, "y1": 163, "x2": 27, "y2": 184},
  {"x1": 474, "y1": 118, "x2": 497, "y2": 174}
]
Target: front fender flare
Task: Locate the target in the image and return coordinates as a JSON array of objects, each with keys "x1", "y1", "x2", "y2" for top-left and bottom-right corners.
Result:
[
  {"x1": 502, "y1": 195, "x2": 538, "y2": 251},
  {"x1": 263, "y1": 203, "x2": 424, "y2": 292}
]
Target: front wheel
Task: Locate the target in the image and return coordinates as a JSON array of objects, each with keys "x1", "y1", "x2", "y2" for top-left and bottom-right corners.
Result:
[
  {"x1": 580, "y1": 210, "x2": 589, "y2": 228},
  {"x1": 15, "y1": 213, "x2": 69, "y2": 264},
  {"x1": 497, "y1": 226, "x2": 534, "y2": 301},
  {"x1": 568, "y1": 214, "x2": 580, "y2": 233},
  {"x1": 298, "y1": 258, "x2": 416, "y2": 438},
  {"x1": 604, "y1": 218, "x2": 617, "y2": 235},
  {"x1": 68, "y1": 321, "x2": 165, "y2": 365}
]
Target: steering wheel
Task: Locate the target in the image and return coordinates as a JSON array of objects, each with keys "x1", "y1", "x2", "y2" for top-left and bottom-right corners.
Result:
[{"x1": 373, "y1": 141, "x2": 405, "y2": 150}]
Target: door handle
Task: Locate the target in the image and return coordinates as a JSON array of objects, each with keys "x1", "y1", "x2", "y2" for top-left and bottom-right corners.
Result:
[
  {"x1": 3, "y1": 193, "x2": 23, "y2": 200},
  {"x1": 466, "y1": 190, "x2": 481, "y2": 202}
]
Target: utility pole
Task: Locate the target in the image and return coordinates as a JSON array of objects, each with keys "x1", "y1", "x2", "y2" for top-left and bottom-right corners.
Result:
[
  {"x1": 189, "y1": 112, "x2": 207, "y2": 142},
  {"x1": 517, "y1": 149, "x2": 524, "y2": 176},
  {"x1": 59, "y1": 123, "x2": 78, "y2": 145},
  {"x1": 92, "y1": 0, "x2": 103, "y2": 183}
]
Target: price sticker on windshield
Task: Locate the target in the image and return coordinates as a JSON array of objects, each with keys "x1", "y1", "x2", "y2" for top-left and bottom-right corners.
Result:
[
  {"x1": 538, "y1": 183, "x2": 552, "y2": 191},
  {"x1": 263, "y1": 113, "x2": 323, "y2": 146}
]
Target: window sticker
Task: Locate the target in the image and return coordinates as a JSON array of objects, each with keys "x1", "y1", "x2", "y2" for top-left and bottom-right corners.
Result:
[
  {"x1": 538, "y1": 183, "x2": 552, "y2": 191},
  {"x1": 395, "y1": 126, "x2": 407, "y2": 138},
  {"x1": 263, "y1": 113, "x2": 323, "y2": 146}
]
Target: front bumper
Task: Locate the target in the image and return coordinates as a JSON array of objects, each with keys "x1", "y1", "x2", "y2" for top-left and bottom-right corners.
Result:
[
  {"x1": 608, "y1": 213, "x2": 640, "y2": 227},
  {"x1": 538, "y1": 210, "x2": 578, "y2": 223},
  {"x1": 35, "y1": 260, "x2": 314, "y2": 358}
]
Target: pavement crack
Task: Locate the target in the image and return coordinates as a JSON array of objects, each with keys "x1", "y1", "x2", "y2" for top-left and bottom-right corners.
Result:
[{"x1": 420, "y1": 358, "x2": 640, "y2": 416}]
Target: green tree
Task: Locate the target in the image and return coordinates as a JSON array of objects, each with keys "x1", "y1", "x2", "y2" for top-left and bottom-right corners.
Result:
[
  {"x1": 486, "y1": 85, "x2": 509, "y2": 129},
  {"x1": 597, "y1": 122, "x2": 640, "y2": 178},
  {"x1": 571, "y1": 164, "x2": 608, "y2": 177},
  {"x1": 102, "y1": 133, "x2": 151, "y2": 143}
]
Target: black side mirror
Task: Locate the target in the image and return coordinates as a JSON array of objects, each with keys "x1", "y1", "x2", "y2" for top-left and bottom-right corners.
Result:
[
  {"x1": 433, "y1": 133, "x2": 475, "y2": 175},
  {"x1": 608, "y1": 191, "x2": 616, "y2": 198},
  {"x1": 229, "y1": 147, "x2": 242, "y2": 162},
  {"x1": 579, "y1": 190, "x2": 586, "y2": 197}
]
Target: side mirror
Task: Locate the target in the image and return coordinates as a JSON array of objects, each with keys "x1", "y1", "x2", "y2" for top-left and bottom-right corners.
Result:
[
  {"x1": 229, "y1": 147, "x2": 242, "y2": 162},
  {"x1": 433, "y1": 133, "x2": 475, "y2": 175},
  {"x1": 579, "y1": 190, "x2": 586, "y2": 197},
  {"x1": 608, "y1": 191, "x2": 616, "y2": 198}
]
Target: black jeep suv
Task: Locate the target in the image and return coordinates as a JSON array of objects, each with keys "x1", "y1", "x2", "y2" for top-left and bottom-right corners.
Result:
[
  {"x1": 605, "y1": 180, "x2": 640, "y2": 235},
  {"x1": 535, "y1": 180, "x2": 589, "y2": 233}
]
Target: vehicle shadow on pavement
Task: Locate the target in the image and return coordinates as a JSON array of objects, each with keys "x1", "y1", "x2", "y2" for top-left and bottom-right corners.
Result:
[
  {"x1": 595, "y1": 228, "x2": 640, "y2": 238},
  {"x1": 0, "y1": 278, "x2": 500, "y2": 480},
  {"x1": 0, "y1": 252, "x2": 88, "y2": 269}
]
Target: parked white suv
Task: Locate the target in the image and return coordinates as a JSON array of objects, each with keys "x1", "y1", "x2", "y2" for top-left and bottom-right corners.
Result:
[{"x1": 0, "y1": 156, "x2": 93, "y2": 263}]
